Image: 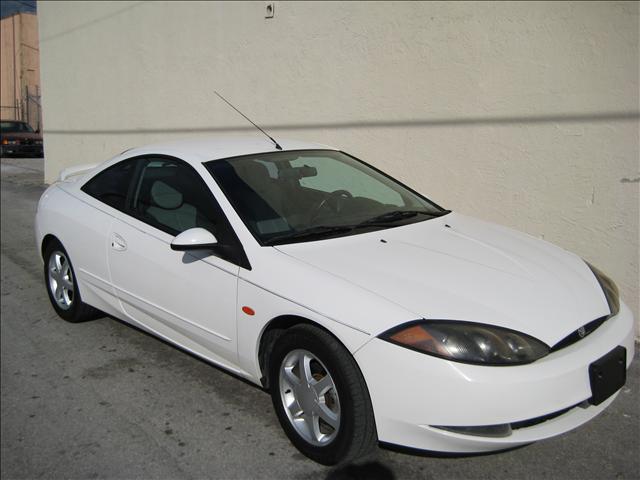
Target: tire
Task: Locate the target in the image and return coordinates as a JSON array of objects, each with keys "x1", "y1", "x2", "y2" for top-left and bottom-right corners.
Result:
[
  {"x1": 268, "y1": 324, "x2": 377, "y2": 465},
  {"x1": 43, "y1": 240, "x2": 100, "y2": 323}
]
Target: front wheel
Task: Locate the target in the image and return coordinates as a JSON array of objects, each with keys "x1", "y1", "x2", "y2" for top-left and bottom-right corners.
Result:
[
  {"x1": 268, "y1": 324, "x2": 377, "y2": 465},
  {"x1": 43, "y1": 240, "x2": 100, "y2": 323}
]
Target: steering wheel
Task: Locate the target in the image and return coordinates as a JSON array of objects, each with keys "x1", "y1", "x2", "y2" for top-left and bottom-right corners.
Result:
[{"x1": 309, "y1": 190, "x2": 353, "y2": 223}]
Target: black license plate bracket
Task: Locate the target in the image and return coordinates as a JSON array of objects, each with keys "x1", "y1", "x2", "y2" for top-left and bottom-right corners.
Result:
[{"x1": 589, "y1": 346, "x2": 626, "y2": 406}]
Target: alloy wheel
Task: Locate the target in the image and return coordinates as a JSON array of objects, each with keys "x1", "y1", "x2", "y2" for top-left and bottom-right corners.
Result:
[
  {"x1": 48, "y1": 250, "x2": 74, "y2": 310},
  {"x1": 279, "y1": 349, "x2": 341, "y2": 446}
]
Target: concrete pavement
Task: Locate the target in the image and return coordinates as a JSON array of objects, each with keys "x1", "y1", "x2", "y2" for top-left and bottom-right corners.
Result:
[{"x1": 1, "y1": 156, "x2": 639, "y2": 479}]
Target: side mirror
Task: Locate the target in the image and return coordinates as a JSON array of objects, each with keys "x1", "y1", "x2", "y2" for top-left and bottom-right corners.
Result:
[{"x1": 171, "y1": 228, "x2": 218, "y2": 251}]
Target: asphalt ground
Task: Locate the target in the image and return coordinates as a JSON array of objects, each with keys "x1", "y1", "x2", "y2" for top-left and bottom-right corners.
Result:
[{"x1": 1, "y1": 156, "x2": 639, "y2": 480}]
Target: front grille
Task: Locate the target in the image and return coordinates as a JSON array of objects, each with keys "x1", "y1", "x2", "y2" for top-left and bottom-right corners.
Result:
[
  {"x1": 432, "y1": 401, "x2": 589, "y2": 438},
  {"x1": 511, "y1": 401, "x2": 586, "y2": 430},
  {"x1": 550, "y1": 315, "x2": 609, "y2": 352}
]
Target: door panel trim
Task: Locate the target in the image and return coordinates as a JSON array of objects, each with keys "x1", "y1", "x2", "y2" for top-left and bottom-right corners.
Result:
[{"x1": 112, "y1": 283, "x2": 232, "y2": 342}]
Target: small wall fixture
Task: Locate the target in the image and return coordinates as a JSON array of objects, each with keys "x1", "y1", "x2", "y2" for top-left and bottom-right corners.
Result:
[{"x1": 265, "y1": 2, "x2": 275, "y2": 19}]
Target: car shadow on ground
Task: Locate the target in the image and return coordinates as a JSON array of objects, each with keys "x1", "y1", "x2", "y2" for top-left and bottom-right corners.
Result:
[{"x1": 326, "y1": 461, "x2": 395, "y2": 480}]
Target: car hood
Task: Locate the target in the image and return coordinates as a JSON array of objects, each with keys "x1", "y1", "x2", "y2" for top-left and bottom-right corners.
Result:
[{"x1": 274, "y1": 213, "x2": 610, "y2": 346}]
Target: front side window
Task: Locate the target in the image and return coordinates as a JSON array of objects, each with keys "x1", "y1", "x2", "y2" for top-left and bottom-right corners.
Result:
[
  {"x1": 81, "y1": 159, "x2": 137, "y2": 211},
  {"x1": 206, "y1": 150, "x2": 448, "y2": 245},
  {"x1": 131, "y1": 158, "x2": 218, "y2": 236}
]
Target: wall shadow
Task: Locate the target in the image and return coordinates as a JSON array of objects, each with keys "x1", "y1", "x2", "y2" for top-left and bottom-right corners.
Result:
[{"x1": 43, "y1": 111, "x2": 640, "y2": 135}]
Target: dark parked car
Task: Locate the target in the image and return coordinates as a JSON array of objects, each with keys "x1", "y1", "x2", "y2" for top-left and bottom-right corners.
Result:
[{"x1": 0, "y1": 120, "x2": 43, "y2": 157}]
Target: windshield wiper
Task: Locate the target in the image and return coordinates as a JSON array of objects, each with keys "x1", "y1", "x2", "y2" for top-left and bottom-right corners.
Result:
[
  {"x1": 264, "y1": 225, "x2": 355, "y2": 246},
  {"x1": 358, "y1": 209, "x2": 451, "y2": 226},
  {"x1": 265, "y1": 210, "x2": 451, "y2": 246}
]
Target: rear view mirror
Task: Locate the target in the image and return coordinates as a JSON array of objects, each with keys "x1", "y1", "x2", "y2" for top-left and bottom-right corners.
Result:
[
  {"x1": 171, "y1": 228, "x2": 218, "y2": 251},
  {"x1": 279, "y1": 165, "x2": 318, "y2": 180}
]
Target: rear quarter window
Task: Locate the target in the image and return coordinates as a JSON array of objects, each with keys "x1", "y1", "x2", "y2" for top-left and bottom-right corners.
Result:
[{"x1": 81, "y1": 160, "x2": 137, "y2": 211}]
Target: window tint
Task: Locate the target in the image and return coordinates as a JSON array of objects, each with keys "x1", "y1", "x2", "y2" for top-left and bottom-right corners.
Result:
[
  {"x1": 81, "y1": 159, "x2": 137, "y2": 211},
  {"x1": 131, "y1": 158, "x2": 218, "y2": 236}
]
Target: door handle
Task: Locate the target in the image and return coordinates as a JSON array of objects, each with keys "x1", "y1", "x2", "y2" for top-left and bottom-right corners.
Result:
[{"x1": 111, "y1": 233, "x2": 127, "y2": 251}]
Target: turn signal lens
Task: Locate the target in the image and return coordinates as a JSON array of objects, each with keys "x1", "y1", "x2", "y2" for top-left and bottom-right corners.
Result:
[{"x1": 389, "y1": 325, "x2": 450, "y2": 356}]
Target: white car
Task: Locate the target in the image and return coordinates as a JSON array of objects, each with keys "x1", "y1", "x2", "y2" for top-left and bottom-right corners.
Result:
[{"x1": 35, "y1": 137, "x2": 635, "y2": 465}]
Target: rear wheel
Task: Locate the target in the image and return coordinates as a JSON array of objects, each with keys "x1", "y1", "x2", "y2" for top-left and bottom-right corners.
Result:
[
  {"x1": 44, "y1": 240, "x2": 99, "y2": 322},
  {"x1": 268, "y1": 324, "x2": 377, "y2": 465}
]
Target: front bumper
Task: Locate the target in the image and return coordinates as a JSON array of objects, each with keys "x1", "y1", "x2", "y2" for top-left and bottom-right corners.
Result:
[
  {"x1": 355, "y1": 302, "x2": 636, "y2": 453},
  {"x1": 0, "y1": 143, "x2": 43, "y2": 157}
]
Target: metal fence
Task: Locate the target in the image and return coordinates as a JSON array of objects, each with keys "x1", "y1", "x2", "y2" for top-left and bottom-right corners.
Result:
[
  {"x1": 0, "y1": 85, "x2": 42, "y2": 131},
  {"x1": 23, "y1": 85, "x2": 42, "y2": 131}
]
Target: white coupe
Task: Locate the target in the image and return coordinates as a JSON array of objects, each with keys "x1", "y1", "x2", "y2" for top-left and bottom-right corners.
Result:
[{"x1": 35, "y1": 137, "x2": 635, "y2": 465}]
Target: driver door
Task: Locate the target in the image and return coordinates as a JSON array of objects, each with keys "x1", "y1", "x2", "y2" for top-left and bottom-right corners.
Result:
[{"x1": 107, "y1": 156, "x2": 241, "y2": 369}]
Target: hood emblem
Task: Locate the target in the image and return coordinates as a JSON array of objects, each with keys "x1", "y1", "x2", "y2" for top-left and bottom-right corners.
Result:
[{"x1": 577, "y1": 326, "x2": 587, "y2": 338}]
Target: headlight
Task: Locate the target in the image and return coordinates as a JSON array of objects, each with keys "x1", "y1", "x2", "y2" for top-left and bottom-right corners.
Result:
[
  {"x1": 2, "y1": 139, "x2": 19, "y2": 145},
  {"x1": 379, "y1": 320, "x2": 549, "y2": 366},
  {"x1": 586, "y1": 262, "x2": 620, "y2": 317}
]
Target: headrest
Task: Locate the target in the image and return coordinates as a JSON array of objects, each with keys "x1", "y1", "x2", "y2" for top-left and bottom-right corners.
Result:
[
  {"x1": 234, "y1": 161, "x2": 272, "y2": 189},
  {"x1": 150, "y1": 180, "x2": 183, "y2": 209}
]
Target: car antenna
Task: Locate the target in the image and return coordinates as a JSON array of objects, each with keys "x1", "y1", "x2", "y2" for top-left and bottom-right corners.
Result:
[{"x1": 214, "y1": 91, "x2": 282, "y2": 150}]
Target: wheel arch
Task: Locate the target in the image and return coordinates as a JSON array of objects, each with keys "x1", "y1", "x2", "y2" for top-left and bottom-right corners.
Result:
[
  {"x1": 258, "y1": 314, "x2": 349, "y2": 389},
  {"x1": 41, "y1": 233, "x2": 61, "y2": 260}
]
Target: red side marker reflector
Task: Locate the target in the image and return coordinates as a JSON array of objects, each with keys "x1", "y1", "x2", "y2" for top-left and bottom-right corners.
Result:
[{"x1": 242, "y1": 306, "x2": 255, "y2": 316}]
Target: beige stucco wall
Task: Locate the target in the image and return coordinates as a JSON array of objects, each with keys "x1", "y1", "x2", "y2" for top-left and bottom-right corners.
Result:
[{"x1": 39, "y1": 1, "x2": 639, "y2": 328}]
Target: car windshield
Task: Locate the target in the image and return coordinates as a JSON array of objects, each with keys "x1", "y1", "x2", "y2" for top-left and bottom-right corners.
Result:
[
  {"x1": 206, "y1": 150, "x2": 449, "y2": 245},
  {"x1": 0, "y1": 121, "x2": 34, "y2": 133}
]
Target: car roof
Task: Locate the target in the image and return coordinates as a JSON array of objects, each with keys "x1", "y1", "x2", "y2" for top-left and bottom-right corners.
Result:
[{"x1": 120, "y1": 136, "x2": 336, "y2": 165}]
